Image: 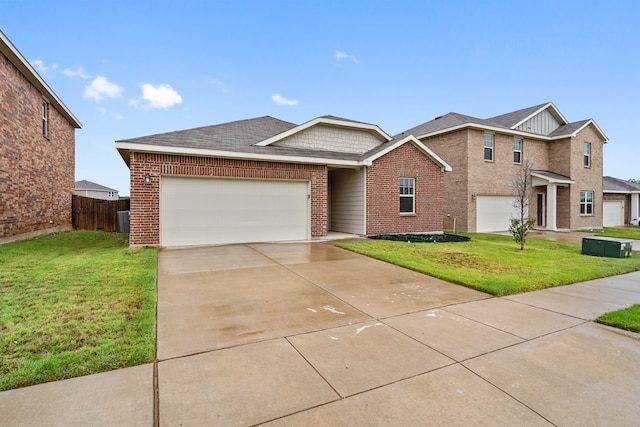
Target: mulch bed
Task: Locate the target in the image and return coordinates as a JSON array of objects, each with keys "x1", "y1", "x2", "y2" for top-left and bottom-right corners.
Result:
[{"x1": 368, "y1": 233, "x2": 471, "y2": 243}]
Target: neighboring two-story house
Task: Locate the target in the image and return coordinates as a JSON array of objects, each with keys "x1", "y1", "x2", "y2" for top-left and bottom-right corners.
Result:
[
  {"x1": 1, "y1": 30, "x2": 82, "y2": 239},
  {"x1": 401, "y1": 102, "x2": 607, "y2": 232}
]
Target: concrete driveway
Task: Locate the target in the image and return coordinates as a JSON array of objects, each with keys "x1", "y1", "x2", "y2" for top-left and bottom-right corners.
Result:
[{"x1": 2, "y1": 242, "x2": 640, "y2": 426}]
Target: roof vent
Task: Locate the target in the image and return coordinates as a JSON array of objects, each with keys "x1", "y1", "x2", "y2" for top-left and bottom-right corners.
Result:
[{"x1": 435, "y1": 115, "x2": 443, "y2": 120}]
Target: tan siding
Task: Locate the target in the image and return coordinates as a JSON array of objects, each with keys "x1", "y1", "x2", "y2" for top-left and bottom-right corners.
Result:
[
  {"x1": 274, "y1": 125, "x2": 382, "y2": 154},
  {"x1": 330, "y1": 168, "x2": 365, "y2": 234},
  {"x1": 515, "y1": 109, "x2": 561, "y2": 135}
]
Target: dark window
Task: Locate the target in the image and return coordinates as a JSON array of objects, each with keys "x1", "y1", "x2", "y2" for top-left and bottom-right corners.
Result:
[
  {"x1": 399, "y1": 177, "x2": 415, "y2": 213},
  {"x1": 580, "y1": 191, "x2": 593, "y2": 215},
  {"x1": 42, "y1": 99, "x2": 49, "y2": 137},
  {"x1": 583, "y1": 142, "x2": 591, "y2": 167},
  {"x1": 484, "y1": 134, "x2": 494, "y2": 161},
  {"x1": 513, "y1": 138, "x2": 522, "y2": 164}
]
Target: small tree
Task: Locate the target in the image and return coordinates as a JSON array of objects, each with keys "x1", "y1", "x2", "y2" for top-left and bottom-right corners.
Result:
[
  {"x1": 629, "y1": 178, "x2": 640, "y2": 184},
  {"x1": 510, "y1": 159, "x2": 536, "y2": 250}
]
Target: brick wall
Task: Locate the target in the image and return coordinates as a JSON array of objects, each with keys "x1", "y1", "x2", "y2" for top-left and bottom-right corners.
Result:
[
  {"x1": 420, "y1": 129, "x2": 470, "y2": 231},
  {"x1": 0, "y1": 52, "x2": 75, "y2": 237},
  {"x1": 129, "y1": 153, "x2": 327, "y2": 246},
  {"x1": 366, "y1": 142, "x2": 444, "y2": 234}
]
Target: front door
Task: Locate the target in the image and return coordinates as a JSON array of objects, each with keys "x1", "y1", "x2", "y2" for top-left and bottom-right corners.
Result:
[{"x1": 537, "y1": 194, "x2": 545, "y2": 227}]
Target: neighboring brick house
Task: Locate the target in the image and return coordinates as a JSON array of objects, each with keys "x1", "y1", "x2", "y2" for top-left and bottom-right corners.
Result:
[
  {"x1": 116, "y1": 116, "x2": 451, "y2": 247},
  {"x1": 603, "y1": 176, "x2": 640, "y2": 226},
  {"x1": 401, "y1": 102, "x2": 608, "y2": 232},
  {"x1": 1, "y1": 31, "x2": 82, "y2": 239},
  {"x1": 74, "y1": 180, "x2": 120, "y2": 201}
]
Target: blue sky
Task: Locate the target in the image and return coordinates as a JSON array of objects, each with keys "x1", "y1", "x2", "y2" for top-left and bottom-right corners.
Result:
[{"x1": 2, "y1": 0, "x2": 638, "y2": 195}]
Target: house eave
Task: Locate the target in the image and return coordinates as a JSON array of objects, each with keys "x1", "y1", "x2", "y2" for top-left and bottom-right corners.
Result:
[
  {"x1": 364, "y1": 135, "x2": 452, "y2": 172},
  {"x1": 0, "y1": 30, "x2": 82, "y2": 129},
  {"x1": 115, "y1": 142, "x2": 366, "y2": 169},
  {"x1": 255, "y1": 116, "x2": 392, "y2": 147},
  {"x1": 416, "y1": 120, "x2": 608, "y2": 143}
]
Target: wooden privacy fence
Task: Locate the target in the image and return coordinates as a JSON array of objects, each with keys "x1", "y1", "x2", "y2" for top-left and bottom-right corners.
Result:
[{"x1": 72, "y1": 195, "x2": 130, "y2": 232}]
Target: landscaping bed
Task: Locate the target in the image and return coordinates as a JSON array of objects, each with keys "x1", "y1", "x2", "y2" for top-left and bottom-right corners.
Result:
[{"x1": 369, "y1": 233, "x2": 470, "y2": 243}]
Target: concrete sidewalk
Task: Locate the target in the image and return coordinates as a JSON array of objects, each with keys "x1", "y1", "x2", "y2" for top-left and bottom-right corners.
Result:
[{"x1": 2, "y1": 243, "x2": 640, "y2": 426}]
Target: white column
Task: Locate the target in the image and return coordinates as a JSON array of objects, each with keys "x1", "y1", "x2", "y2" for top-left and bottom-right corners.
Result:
[
  {"x1": 631, "y1": 193, "x2": 640, "y2": 221},
  {"x1": 547, "y1": 184, "x2": 557, "y2": 231}
]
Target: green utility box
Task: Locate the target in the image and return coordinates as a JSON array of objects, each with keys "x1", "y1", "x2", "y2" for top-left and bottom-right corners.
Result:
[{"x1": 581, "y1": 236, "x2": 633, "y2": 258}]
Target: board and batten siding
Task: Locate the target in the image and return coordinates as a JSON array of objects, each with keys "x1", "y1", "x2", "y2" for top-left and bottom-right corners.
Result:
[
  {"x1": 329, "y1": 168, "x2": 365, "y2": 234},
  {"x1": 515, "y1": 109, "x2": 561, "y2": 135}
]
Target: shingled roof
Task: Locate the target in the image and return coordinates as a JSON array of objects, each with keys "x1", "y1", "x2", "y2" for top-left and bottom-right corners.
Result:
[
  {"x1": 400, "y1": 103, "x2": 607, "y2": 142},
  {"x1": 603, "y1": 176, "x2": 640, "y2": 193}
]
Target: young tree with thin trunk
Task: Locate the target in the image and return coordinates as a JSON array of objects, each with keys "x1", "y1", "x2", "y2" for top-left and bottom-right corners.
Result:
[{"x1": 510, "y1": 159, "x2": 536, "y2": 250}]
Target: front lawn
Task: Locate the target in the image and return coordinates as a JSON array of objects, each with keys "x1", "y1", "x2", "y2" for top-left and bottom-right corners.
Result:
[
  {"x1": 596, "y1": 305, "x2": 640, "y2": 333},
  {"x1": 0, "y1": 231, "x2": 157, "y2": 391},
  {"x1": 336, "y1": 233, "x2": 640, "y2": 296},
  {"x1": 588, "y1": 227, "x2": 640, "y2": 240}
]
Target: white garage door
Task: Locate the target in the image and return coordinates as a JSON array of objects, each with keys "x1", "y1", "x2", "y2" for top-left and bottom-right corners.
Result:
[
  {"x1": 476, "y1": 196, "x2": 520, "y2": 232},
  {"x1": 161, "y1": 176, "x2": 309, "y2": 247},
  {"x1": 603, "y1": 201, "x2": 624, "y2": 227}
]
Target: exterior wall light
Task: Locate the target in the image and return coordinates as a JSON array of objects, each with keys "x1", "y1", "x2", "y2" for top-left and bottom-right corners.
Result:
[
  {"x1": 144, "y1": 173, "x2": 151, "y2": 185},
  {"x1": 471, "y1": 194, "x2": 477, "y2": 201}
]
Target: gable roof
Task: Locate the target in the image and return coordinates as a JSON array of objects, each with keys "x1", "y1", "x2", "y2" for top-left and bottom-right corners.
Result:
[
  {"x1": 75, "y1": 180, "x2": 118, "y2": 192},
  {"x1": 404, "y1": 102, "x2": 608, "y2": 143},
  {"x1": 488, "y1": 102, "x2": 567, "y2": 128},
  {"x1": 0, "y1": 30, "x2": 82, "y2": 129},
  {"x1": 116, "y1": 115, "x2": 451, "y2": 171},
  {"x1": 254, "y1": 115, "x2": 391, "y2": 147},
  {"x1": 603, "y1": 176, "x2": 640, "y2": 193}
]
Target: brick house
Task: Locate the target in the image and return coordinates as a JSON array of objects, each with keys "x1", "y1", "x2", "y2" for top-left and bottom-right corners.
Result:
[
  {"x1": 401, "y1": 102, "x2": 608, "y2": 232},
  {"x1": 116, "y1": 115, "x2": 451, "y2": 247},
  {"x1": 603, "y1": 176, "x2": 640, "y2": 226},
  {"x1": 0, "y1": 30, "x2": 82, "y2": 239}
]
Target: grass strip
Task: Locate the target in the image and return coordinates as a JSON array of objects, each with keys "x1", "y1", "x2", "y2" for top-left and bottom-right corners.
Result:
[
  {"x1": 596, "y1": 305, "x2": 640, "y2": 334},
  {"x1": 0, "y1": 231, "x2": 157, "y2": 391},
  {"x1": 336, "y1": 233, "x2": 640, "y2": 296}
]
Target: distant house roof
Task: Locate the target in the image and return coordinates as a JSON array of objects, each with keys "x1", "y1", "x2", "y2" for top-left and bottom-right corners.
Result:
[
  {"x1": 0, "y1": 30, "x2": 82, "y2": 129},
  {"x1": 399, "y1": 102, "x2": 607, "y2": 143},
  {"x1": 75, "y1": 180, "x2": 118, "y2": 192},
  {"x1": 115, "y1": 115, "x2": 451, "y2": 172},
  {"x1": 603, "y1": 176, "x2": 640, "y2": 193}
]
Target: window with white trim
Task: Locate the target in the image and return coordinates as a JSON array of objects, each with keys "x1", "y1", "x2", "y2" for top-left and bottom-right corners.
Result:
[
  {"x1": 580, "y1": 191, "x2": 593, "y2": 215},
  {"x1": 583, "y1": 142, "x2": 591, "y2": 167},
  {"x1": 399, "y1": 177, "x2": 415, "y2": 214},
  {"x1": 484, "y1": 133, "x2": 494, "y2": 161},
  {"x1": 42, "y1": 99, "x2": 49, "y2": 137},
  {"x1": 513, "y1": 138, "x2": 522, "y2": 164}
]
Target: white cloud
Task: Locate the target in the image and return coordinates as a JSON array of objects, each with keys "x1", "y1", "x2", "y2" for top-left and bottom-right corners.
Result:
[
  {"x1": 85, "y1": 76, "x2": 123, "y2": 100},
  {"x1": 335, "y1": 50, "x2": 359, "y2": 64},
  {"x1": 32, "y1": 59, "x2": 58, "y2": 74},
  {"x1": 63, "y1": 66, "x2": 91, "y2": 79},
  {"x1": 272, "y1": 93, "x2": 300, "y2": 106},
  {"x1": 131, "y1": 83, "x2": 182, "y2": 109}
]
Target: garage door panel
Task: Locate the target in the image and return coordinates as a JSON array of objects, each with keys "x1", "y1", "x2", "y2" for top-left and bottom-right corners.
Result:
[
  {"x1": 477, "y1": 196, "x2": 519, "y2": 232},
  {"x1": 161, "y1": 177, "x2": 309, "y2": 246},
  {"x1": 603, "y1": 201, "x2": 624, "y2": 227}
]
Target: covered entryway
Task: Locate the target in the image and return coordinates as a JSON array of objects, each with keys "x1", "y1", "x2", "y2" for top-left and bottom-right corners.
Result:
[
  {"x1": 476, "y1": 196, "x2": 519, "y2": 232},
  {"x1": 328, "y1": 168, "x2": 365, "y2": 235},
  {"x1": 603, "y1": 200, "x2": 625, "y2": 227},
  {"x1": 160, "y1": 176, "x2": 309, "y2": 246}
]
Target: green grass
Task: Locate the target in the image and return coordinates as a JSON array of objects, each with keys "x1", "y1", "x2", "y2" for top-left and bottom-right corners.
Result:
[
  {"x1": 0, "y1": 231, "x2": 158, "y2": 391},
  {"x1": 596, "y1": 305, "x2": 640, "y2": 333},
  {"x1": 336, "y1": 233, "x2": 640, "y2": 296},
  {"x1": 587, "y1": 227, "x2": 640, "y2": 240}
]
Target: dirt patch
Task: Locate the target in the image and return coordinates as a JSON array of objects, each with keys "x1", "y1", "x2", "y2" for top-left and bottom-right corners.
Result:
[{"x1": 368, "y1": 234, "x2": 470, "y2": 243}]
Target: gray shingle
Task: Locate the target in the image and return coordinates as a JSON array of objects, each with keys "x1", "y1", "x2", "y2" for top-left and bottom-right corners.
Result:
[
  {"x1": 487, "y1": 103, "x2": 551, "y2": 128},
  {"x1": 75, "y1": 180, "x2": 118, "y2": 192},
  {"x1": 603, "y1": 176, "x2": 640, "y2": 193}
]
